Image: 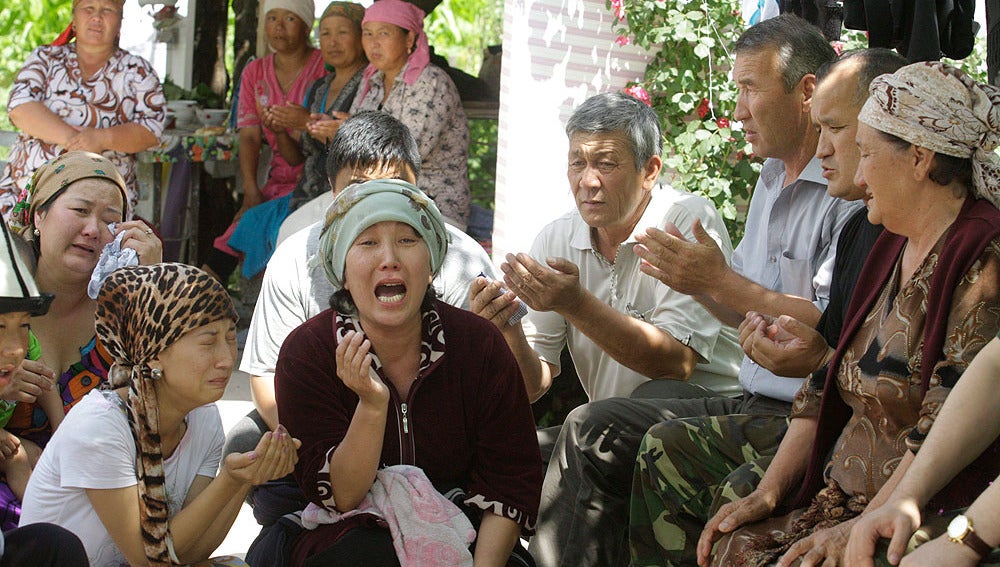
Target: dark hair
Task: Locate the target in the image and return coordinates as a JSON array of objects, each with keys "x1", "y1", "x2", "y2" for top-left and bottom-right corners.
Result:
[
  {"x1": 325, "y1": 111, "x2": 422, "y2": 189},
  {"x1": 734, "y1": 14, "x2": 837, "y2": 92},
  {"x1": 878, "y1": 131, "x2": 973, "y2": 191},
  {"x1": 815, "y1": 48, "x2": 909, "y2": 106},
  {"x1": 329, "y1": 285, "x2": 439, "y2": 315},
  {"x1": 565, "y1": 92, "x2": 662, "y2": 171}
]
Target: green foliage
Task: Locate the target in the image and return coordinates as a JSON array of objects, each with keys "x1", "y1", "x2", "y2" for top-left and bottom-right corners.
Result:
[
  {"x1": 425, "y1": 0, "x2": 503, "y2": 75},
  {"x1": 468, "y1": 119, "x2": 498, "y2": 210},
  {"x1": 425, "y1": 0, "x2": 503, "y2": 213},
  {"x1": 0, "y1": 1, "x2": 73, "y2": 131},
  {"x1": 612, "y1": 0, "x2": 758, "y2": 241}
]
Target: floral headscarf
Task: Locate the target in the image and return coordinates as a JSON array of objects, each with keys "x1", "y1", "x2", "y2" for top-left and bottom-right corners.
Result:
[
  {"x1": 858, "y1": 61, "x2": 1000, "y2": 209},
  {"x1": 9, "y1": 151, "x2": 127, "y2": 242},
  {"x1": 95, "y1": 263, "x2": 237, "y2": 566}
]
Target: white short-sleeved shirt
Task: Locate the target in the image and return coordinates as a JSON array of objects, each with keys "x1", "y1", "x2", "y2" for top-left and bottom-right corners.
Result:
[
  {"x1": 521, "y1": 184, "x2": 743, "y2": 402},
  {"x1": 242, "y1": 209, "x2": 497, "y2": 381},
  {"x1": 734, "y1": 158, "x2": 863, "y2": 401},
  {"x1": 21, "y1": 390, "x2": 224, "y2": 567}
]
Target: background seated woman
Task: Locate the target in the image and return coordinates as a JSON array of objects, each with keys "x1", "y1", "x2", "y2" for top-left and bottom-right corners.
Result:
[
  {"x1": 349, "y1": 0, "x2": 471, "y2": 230},
  {"x1": 276, "y1": 180, "x2": 541, "y2": 566},
  {"x1": 20, "y1": 263, "x2": 300, "y2": 567},
  {"x1": 223, "y1": 1, "x2": 368, "y2": 281},
  {"x1": 0, "y1": 0, "x2": 165, "y2": 219},
  {"x1": 202, "y1": 0, "x2": 326, "y2": 284}
]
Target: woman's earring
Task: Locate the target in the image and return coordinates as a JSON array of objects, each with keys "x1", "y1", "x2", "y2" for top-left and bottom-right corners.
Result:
[
  {"x1": 151, "y1": 368, "x2": 163, "y2": 380},
  {"x1": 32, "y1": 228, "x2": 40, "y2": 237}
]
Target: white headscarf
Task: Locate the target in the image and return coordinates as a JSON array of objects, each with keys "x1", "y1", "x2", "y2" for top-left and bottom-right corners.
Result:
[{"x1": 263, "y1": 0, "x2": 316, "y2": 30}]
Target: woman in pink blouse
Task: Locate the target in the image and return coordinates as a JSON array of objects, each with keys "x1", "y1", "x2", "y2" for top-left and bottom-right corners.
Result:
[
  {"x1": 0, "y1": 0, "x2": 166, "y2": 220},
  {"x1": 202, "y1": 0, "x2": 327, "y2": 284}
]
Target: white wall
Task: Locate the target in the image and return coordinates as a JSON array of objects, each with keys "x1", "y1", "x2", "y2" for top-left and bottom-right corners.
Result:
[
  {"x1": 120, "y1": 0, "x2": 194, "y2": 88},
  {"x1": 493, "y1": 0, "x2": 652, "y2": 262}
]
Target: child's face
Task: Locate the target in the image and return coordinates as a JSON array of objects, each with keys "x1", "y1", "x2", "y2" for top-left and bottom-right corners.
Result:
[{"x1": 0, "y1": 312, "x2": 31, "y2": 389}]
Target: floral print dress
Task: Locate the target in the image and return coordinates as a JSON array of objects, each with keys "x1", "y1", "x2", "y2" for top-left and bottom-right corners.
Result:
[
  {"x1": 0, "y1": 44, "x2": 166, "y2": 219},
  {"x1": 351, "y1": 63, "x2": 470, "y2": 229}
]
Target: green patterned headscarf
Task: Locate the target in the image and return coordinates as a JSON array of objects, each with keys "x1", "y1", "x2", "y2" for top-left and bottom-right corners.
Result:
[
  {"x1": 321, "y1": 1, "x2": 364, "y2": 25},
  {"x1": 318, "y1": 179, "x2": 448, "y2": 289}
]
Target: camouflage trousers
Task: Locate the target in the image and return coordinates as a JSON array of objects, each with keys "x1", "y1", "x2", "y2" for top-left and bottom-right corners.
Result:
[{"x1": 629, "y1": 414, "x2": 789, "y2": 567}]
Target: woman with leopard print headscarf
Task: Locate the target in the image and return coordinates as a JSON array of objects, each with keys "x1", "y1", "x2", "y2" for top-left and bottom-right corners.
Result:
[{"x1": 19, "y1": 263, "x2": 300, "y2": 567}]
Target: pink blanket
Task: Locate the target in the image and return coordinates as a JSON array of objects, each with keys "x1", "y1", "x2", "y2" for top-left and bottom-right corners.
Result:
[{"x1": 301, "y1": 465, "x2": 475, "y2": 566}]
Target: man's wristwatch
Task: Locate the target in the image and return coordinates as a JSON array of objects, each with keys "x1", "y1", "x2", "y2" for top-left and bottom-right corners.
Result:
[{"x1": 947, "y1": 514, "x2": 993, "y2": 558}]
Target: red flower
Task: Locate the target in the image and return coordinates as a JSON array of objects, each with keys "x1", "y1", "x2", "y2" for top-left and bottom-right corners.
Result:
[
  {"x1": 716, "y1": 117, "x2": 730, "y2": 129},
  {"x1": 611, "y1": 0, "x2": 626, "y2": 21},
  {"x1": 831, "y1": 41, "x2": 846, "y2": 56},
  {"x1": 697, "y1": 98, "x2": 710, "y2": 119},
  {"x1": 624, "y1": 85, "x2": 651, "y2": 106},
  {"x1": 615, "y1": 35, "x2": 631, "y2": 46}
]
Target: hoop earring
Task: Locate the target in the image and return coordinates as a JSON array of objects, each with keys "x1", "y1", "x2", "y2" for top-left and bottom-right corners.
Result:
[{"x1": 151, "y1": 368, "x2": 163, "y2": 380}]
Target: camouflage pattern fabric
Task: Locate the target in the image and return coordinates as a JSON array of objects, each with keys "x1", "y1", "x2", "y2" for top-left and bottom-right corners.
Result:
[{"x1": 630, "y1": 414, "x2": 789, "y2": 567}]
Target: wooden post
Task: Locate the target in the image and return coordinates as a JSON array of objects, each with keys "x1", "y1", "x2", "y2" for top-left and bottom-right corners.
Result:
[
  {"x1": 989, "y1": 0, "x2": 999, "y2": 85},
  {"x1": 192, "y1": 0, "x2": 229, "y2": 103},
  {"x1": 233, "y1": 0, "x2": 259, "y2": 94}
]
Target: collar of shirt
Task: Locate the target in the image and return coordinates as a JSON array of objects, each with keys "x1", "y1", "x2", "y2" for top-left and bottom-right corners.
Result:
[
  {"x1": 568, "y1": 183, "x2": 667, "y2": 252},
  {"x1": 759, "y1": 157, "x2": 827, "y2": 192}
]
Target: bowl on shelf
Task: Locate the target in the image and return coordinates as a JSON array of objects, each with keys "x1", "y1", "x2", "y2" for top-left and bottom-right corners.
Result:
[
  {"x1": 197, "y1": 108, "x2": 229, "y2": 128},
  {"x1": 165, "y1": 100, "x2": 198, "y2": 129}
]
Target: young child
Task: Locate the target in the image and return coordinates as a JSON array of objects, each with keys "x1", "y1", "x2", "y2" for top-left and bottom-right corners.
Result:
[{"x1": 0, "y1": 217, "x2": 58, "y2": 500}]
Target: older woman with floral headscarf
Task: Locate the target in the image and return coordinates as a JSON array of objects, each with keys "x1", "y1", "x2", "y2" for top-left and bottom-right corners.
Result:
[
  {"x1": 20, "y1": 263, "x2": 300, "y2": 567},
  {"x1": 348, "y1": 0, "x2": 471, "y2": 230},
  {"x1": 276, "y1": 179, "x2": 540, "y2": 565},
  {"x1": 669, "y1": 61, "x2": 1000, "y2": 567},
  {"x1": 0, "y1": 0, "x2": 166, "y2": 220}
]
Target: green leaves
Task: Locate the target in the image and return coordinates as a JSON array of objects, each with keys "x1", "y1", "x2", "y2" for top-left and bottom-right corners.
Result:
[
  {"x1": 613, "y1": 0, "x2": 755, "y2": 240},
  {"x1": 0, "y1": 1, "x2": 73, "y2": 130}
]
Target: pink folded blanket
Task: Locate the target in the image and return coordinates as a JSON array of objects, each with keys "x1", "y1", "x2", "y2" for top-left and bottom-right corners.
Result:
[{"x1": 301, "y1": 465, "x2": 475, "y2": 566}]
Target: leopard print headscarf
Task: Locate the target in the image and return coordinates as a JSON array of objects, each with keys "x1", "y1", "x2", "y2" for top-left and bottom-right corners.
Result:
[
  {"x1": 95, "y1": 263, "x2": 237, "y2": 566},
  {"x1": 859, "y1": 61, "x2": 1000, "y2": 209}
]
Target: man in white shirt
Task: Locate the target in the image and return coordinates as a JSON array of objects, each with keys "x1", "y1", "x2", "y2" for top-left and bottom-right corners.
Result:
[
  {"x1": 471, "y1": 93, "x2": 742, "y2": 406},
  {"x1": 508, "y1": 16, "x2": 860, "y2": 566}
]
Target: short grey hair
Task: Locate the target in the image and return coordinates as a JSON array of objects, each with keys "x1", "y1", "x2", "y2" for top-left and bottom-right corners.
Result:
[
  {"x1": 734, "y1": 14, "x2": 837, "y2": 92},
  {"x1": 565, "y1": 92, "x2": 662, "y2": 170}
]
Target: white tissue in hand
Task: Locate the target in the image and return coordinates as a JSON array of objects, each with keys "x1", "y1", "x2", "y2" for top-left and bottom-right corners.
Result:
[{"x1": 87, "y1": 226, "x2": 139, "y2": 299}]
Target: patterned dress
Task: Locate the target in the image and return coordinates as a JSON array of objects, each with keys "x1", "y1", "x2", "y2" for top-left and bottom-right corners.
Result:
[
  {"x1": 710, "y1": 235, "x2": 1000, "y2": 566},
  {"x1": 0, "y1": 44, "x2": 166, "y2": 219},
  {"x1": 351, "y1": 63, "x2": 470, "y2": 229}
]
